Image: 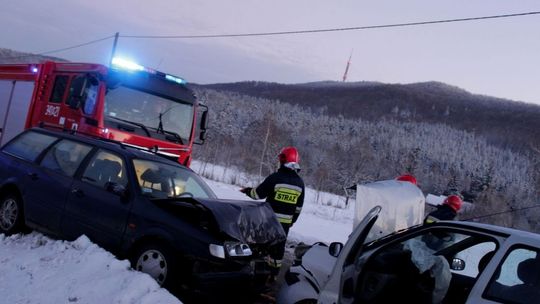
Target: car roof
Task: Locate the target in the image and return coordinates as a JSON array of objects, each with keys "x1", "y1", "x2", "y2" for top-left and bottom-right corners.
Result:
[
  {"x1": 26, "y1": 128, "x2": 188, "y2": 169},
  {"x1": 436, "y1": 220, "x2": 540, "y2": 240},
  {"x1": 370, "y1": 218, "x2": 540, "y2": 248}
]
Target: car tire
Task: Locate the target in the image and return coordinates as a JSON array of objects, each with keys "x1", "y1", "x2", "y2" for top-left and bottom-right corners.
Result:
[
  {"x1": 0, "y1": 193, "x2": 26, "y2": 235},
  {"x1": 131, "y1": 242, "x2": 178, "y2": 289}
]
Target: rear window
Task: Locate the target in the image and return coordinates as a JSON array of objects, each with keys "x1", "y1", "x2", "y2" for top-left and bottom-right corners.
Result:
[{"x1": 2, "y1": 131, "x2": 57, "y2": 162}]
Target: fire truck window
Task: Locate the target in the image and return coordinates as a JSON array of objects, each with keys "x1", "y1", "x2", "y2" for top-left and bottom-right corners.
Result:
[
  {"x1": 41, "y1": 140, "x2": 92, "y2": 177},
  {"x1": 83, "y1": 83, "x2": 98, "y2": 115},
  {"x1": 50, "y1": 75, "x2": 69, "y2": 103},
  {"x1": 67, "y1": 76, "x2": 86, "y2": 108}
]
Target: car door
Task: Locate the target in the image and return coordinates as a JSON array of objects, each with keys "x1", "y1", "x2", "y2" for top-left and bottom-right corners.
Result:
[
  {"x1": 26, "y1": 138, "x2": 93, "y2": 233},
  {"x1": 346, "y1": 225, "x2": 503, "y2": 304},
  {"x1": 61, "y1": 149, "x2": 132, "y2": 251},
  {"x1": 317, "y1": 206, "x2": 381, "y2": 304},
  {"x1": 467, "y1": 241, "x2": 540, "y2": 303}
]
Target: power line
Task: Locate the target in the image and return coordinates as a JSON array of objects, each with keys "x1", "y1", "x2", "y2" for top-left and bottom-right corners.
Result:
[
  {"x1": 1, "y1": 35, "x2": 115, "y2": 60},
  {"x1": 463, "y1": 203, "x2": 540, "y2": 222},
  {"x1": 121, "y1": 11, "x2": 540, "y2": 39}
]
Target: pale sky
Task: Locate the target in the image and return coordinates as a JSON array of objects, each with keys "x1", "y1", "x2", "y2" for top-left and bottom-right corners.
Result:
[{"x1": 2, "y1": 1, "x2": 540, "y2": 104}]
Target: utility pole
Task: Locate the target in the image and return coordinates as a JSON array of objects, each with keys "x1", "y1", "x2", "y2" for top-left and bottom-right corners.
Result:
[
  {"x1": 109, "y1": 32, "x2": 120, "y2": 67},
  {"x1": 342, "y1": 49, "x2": 353, "y2": 82}
]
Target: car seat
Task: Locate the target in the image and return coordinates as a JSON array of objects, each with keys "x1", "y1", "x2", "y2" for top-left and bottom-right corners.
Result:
[{"x1": 84, "y1": 159, "x2": 122, "y2": 188}]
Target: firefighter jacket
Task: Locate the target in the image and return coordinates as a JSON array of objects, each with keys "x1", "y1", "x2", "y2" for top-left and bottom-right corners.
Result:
[
  {"x1": 424, "y1": 204, "x2": 457, "y2": 224},
  {"x1": 247, "y1": 166, "x2": 305, "y2": 229}
]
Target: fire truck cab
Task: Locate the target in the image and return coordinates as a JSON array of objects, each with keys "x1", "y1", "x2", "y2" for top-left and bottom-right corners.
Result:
[{"x1": 0, "y1": 58, "x2": 207, "y2": 166}]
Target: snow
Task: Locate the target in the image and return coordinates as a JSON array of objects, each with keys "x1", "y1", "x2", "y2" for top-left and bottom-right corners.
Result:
[{"x1": 0, "y1": 233, "x2": 181, "y2": 304}]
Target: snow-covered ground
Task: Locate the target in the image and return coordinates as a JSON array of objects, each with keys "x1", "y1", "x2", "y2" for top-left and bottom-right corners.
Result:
[
  {"x1": 0, "y1": 162, "x2": 355, "y2": 303},
  {"x1": 0, "y1": 233, "x2": 181, "y2": 304}
]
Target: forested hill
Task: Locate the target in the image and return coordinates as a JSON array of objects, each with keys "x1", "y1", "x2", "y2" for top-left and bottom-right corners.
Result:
[
  {"x1": 196, "y1": 81, "x2": 540, "y2": 153},
  {"x1": 0, "y1": 48, "x2": 66, "y2": 64}
]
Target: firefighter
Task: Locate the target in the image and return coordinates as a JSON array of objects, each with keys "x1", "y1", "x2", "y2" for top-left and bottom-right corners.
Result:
[
  {"x1": 424, "y1": 194, "x2": 463, "y2": 224},
  {"x1": 240, "y1": 146, "x2": 305, "y2": 277}
]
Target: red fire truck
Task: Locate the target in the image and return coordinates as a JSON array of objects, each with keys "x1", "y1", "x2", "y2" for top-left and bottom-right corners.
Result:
[{"x1": 0, "y1": 58, "x2": 208, "y2": 166}]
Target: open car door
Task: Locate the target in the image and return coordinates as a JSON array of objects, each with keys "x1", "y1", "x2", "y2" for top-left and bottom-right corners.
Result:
[{"x1": 319, "y1": 206, "x2": 381, "y2": 304}]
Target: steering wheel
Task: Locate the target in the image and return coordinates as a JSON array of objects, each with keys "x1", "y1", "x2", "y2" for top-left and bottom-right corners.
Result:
[{"x1": 177, "y1": 192, "x2": 194, "y2": 198}]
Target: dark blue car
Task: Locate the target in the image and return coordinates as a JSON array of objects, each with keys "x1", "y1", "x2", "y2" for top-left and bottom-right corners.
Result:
[{"x1": 0, "y1": 128, "x2": 285, "y2": 299}]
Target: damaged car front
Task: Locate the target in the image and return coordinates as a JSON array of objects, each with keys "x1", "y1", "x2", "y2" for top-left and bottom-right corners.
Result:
[{"x1": 123, "y1": 157, "x2": 285, "y2": 298}]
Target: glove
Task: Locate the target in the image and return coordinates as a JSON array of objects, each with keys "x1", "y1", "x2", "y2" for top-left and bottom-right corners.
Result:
[{"x1": 240, "y1": 187, "x2": 252, "y2": 195}]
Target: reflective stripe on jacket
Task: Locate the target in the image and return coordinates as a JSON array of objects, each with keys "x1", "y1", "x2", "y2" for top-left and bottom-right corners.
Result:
[{"x1": 249, "y1": 166, "x2": 305, "y2": 227}]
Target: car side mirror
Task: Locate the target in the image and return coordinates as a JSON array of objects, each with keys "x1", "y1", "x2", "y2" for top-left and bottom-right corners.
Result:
[
  {"x1": 450, "y1": 258, "x2": 466, "y2": 271},
  {"x1": 105, "y1": 182, "x2": 127, "y2": 198},
  {"x1": 329, "y1": 242, "x2": 344, "y2": 257}
]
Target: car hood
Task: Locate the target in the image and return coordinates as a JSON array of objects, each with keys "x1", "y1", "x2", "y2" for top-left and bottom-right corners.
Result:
[
  {"x1": 300, "y1": 244, "x2": 338, "y2": 287},
  {"x1": 158, "y1": 197, "x2": 286, "y2": 245}
]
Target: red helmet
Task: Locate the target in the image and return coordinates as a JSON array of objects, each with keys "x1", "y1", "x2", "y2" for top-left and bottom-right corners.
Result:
[
  {"x1": 278, "y1": 147, "x2": 299, "y2": 164},
  {"x1": 443, "y1": 195, "x2": 463, "y2": 212},
  {"x1": 396, "y1": 174, "x2": 417, "y2": 185}
]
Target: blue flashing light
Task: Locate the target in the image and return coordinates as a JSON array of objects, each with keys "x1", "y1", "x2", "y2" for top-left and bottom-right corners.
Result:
[
  {"x1": 31, "y1": 66, "x2": 38, "y2": 73},
  {"x1": 165, "y1": 74, "x2": 187, "y2": 85},
  {"x1": 111, "y1": 57, "x2": 144, "y2": 71}
]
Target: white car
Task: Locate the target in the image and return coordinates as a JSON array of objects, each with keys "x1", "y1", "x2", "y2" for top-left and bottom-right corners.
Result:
[{"x1": 278, "y1": 206, "x2": 540, "y2": 304}]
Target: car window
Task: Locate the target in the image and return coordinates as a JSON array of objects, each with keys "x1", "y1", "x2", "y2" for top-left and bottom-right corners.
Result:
[
  {"x1": 484, "y1": 247, "x2": 540, "y2": 303},
  {"x1": 40, "y1": 140, "x2": 92, "y2": 177},
  {"x1": 452, "y1": 241, "x2": 497, "y2": 278},
  {"x1": 81, "y1": 150, "x2": 127, "y2": 189},
  {"x1": 133, "y1": 159, "x2": 216, "y2": 199},
  {"x1": 355, "y1": 228, "x2": 498, "y2": 303},
  {"x1": 2, "y1": 131, "x2": 57, "y2": 162}
]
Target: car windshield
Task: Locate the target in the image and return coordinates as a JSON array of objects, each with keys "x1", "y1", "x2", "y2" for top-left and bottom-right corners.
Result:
[
  {"x1": 133, "y1": 159, "x2": 216, "y2": 199},
  {"x1": 105, "y1": 86, "x2": 194, "y2": 142}
]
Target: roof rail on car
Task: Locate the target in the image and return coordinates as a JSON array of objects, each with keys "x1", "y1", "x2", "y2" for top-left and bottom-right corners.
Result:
[{"x1": 37, "y1": 122, "x2": 127, "y2": 149}]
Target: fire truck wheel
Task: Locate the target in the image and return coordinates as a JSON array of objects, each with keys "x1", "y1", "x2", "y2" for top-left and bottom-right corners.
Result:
[{"x1": 0, "y1": 193, "x2": 26, "y2": 235}]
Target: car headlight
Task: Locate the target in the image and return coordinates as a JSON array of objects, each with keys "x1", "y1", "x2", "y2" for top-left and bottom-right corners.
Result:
[{"x1": 209, "y1": 242, "x2": 252, "y2": 259}]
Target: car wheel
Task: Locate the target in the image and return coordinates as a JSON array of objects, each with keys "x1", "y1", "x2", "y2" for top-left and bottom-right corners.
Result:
[
  {"x1": 0, "y1": 193, "x2": 25, "y2": 235},
  {"x1": 131, "y1": 242, "x2": 177, "y2": 288}
]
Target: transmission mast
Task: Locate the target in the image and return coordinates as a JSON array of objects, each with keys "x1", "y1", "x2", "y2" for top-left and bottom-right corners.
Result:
[{"x1": 342, "y1": 49, "x2": 353, "y2": 82}]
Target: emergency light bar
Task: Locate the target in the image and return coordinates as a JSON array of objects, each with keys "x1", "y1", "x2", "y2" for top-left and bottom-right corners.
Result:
[
  {"x1": 165, "y1": 74, "x2": 186, "y2": 84},
  {"x1": 111, "y1": 57, "x2": 144, "y2": 71},
  {"x1": 111, "y1": 57, "x2": 187, "y2": 85}
]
